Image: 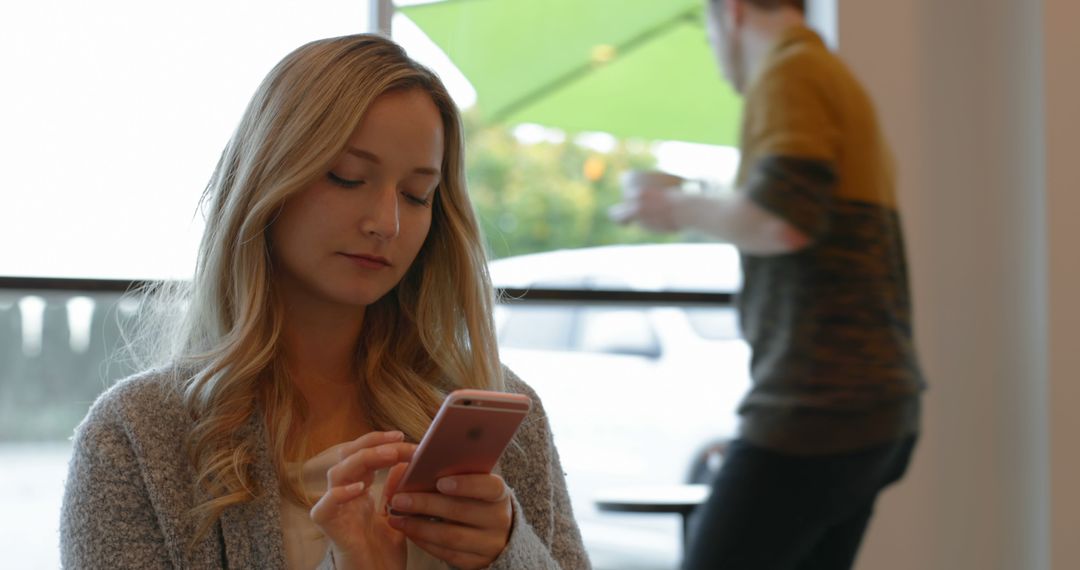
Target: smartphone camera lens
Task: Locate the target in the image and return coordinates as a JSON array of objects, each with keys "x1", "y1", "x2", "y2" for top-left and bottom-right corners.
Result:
[{"x1": 463, "y1": 400, "x2": 472, "y2": 406}]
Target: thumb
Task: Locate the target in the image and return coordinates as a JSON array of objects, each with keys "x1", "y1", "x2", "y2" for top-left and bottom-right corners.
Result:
[
  {"x1": 383, "y1": 462, "x2": 409, "y2": 504},
  {"x1": 608, "y1": 202, "x2": 637, "y2": 224}
]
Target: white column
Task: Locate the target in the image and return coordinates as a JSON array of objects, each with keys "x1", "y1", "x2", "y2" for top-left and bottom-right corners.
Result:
[
  {"x1": 805, "y1": 0, "x2": 837, "y2": 48},
  {"x1": 830, "y1": 0, "x2": 1080, "y2": 568},
  {"x1": 1044, "y1": 0, "x2": 1080, "y2": 566},
  {"x1": 368, "y1": 0, "x2": 393, "y2": 35}
]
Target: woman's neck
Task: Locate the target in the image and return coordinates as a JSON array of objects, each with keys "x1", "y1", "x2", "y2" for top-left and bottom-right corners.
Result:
[{"x1": 279, "y1": 300, "x2": 372, "y2": 456}]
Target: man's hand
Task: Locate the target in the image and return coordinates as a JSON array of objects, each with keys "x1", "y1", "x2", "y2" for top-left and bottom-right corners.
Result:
[
  {"x1": 610, "y1": 168, "x2": 811, "y2": 254},
  {"x1": 609, "y1": 169, "x2": 691, "y2": 233}
]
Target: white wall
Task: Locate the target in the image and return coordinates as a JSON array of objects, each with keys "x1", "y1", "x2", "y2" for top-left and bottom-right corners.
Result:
[
  {"x1": 1043, "y1": 0, "x2": 1080, "y2": 566},
  {"x1": 835, "y1": 1, "x2": 1080, "y2": 568},
  {"x1": 806, "y1": 0, "x2": 837, "y2": 48}
]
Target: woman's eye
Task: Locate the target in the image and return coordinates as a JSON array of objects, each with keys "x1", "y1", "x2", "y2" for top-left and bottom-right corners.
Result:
[
  {"x1": 327, "y1": 171, "x2": 364, "y2": 188},
  {"x1": 402, "y1": 192, "x2": 431, "y2": 207}
]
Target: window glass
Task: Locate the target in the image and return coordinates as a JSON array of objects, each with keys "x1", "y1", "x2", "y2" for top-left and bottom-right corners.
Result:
[
  {"x1": 0, "y1": 4, "x2": 372, "y2": 568},
  {"x1": 0, "y1": 1, "x2": 370, "y2": 280},
  {"x1": 0, "y1": 1, "x2": 787, "y2": 567},
  {"x1": 390, "y1": 4, "x2": 750, "y2": 566},
  {"x1": 686, "y1": 307, "x2": 742, "y2": 341},
  {"x1": 392, "y1": 1, "x2": 743, "y2": 263},
  {"x1": 497, "y1": 305, "x2": 577, "y2": 351},
  {"x1": 577, "y1": 308, "x2": 660, "y2": 358}
]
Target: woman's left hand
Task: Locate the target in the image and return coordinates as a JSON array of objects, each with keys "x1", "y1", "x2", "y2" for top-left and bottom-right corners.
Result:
[{"x1": 385, "y1": 473, "x2": 513, "y2": 569}]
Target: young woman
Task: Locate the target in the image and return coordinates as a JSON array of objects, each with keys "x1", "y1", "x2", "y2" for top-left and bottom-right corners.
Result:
[{"x1": 60, "y1": 34, "x2": 589, "y2": 570}]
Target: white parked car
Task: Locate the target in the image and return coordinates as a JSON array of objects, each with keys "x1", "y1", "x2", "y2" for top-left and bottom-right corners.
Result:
[{"x1": 489, "y1": 243, "x2": 751, "y2": 569}]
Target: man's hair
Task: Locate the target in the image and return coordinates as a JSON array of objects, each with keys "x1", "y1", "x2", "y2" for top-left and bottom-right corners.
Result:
[{"x1": 711, "y1": 0, "x2": 806, "y2": 12}]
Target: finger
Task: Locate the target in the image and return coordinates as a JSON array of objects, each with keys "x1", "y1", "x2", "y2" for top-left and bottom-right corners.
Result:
[
  {"x1": 383, "y1": 462, "x2": 409, "y2": 503},
  {"x1": 435, "y1": 474, "x2": 509, "y2": 503},
  {"x1": 607, "y1": 202, "x2": 637, "y2": 224},
  {"x1": 309, "y1": 481, "x2": 367, "y2": 523},
  {"x1": 623, "y1": 170, "x2": 684, "y2": 190},
  {"x1": 620, "y1": 169, "x2": 649, "y2": 188},
  {"x1": 406, "y1": 536, "x2": 493, "y2": 570},
  {"x1": 638, "y1": 185, "x2": 677, "y2": 203},
  {"x1": 327, "y1": 442, "x2": 417, "y2": 487},
  {"x1": 389, "y1": 491, "x2": 511, "y2": 529},
  {"x1": 336, "y1": 430, "x2": 405, "y2": 461},
  {"x1": 388, "y1": 515, "x2": 501, "y2": 560}
]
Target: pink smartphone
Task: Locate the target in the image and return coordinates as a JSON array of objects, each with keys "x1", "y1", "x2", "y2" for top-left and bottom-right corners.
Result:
[{"x1": 394, "y1": 389, "x2": 532, "y2": 496}]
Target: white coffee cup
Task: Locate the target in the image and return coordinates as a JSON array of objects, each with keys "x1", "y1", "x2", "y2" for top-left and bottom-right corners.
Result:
[{"x1": 620, "y1": 170, "x2": 687, "y2": 201}]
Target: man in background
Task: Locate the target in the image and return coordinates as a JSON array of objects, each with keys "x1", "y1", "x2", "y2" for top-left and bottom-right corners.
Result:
[{"x1": 610, "y1": 1, "x2": 925, "y2": 568}]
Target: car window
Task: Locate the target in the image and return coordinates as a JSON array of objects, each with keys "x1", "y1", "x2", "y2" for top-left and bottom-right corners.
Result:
[
  {"x1": 685, "y1": 307, "x2": 741, "y2": 340},
  {"x1": 497, "y1": 305, "x2": 576, "y2": 351},
  {"x1": 576, "y1": 308, "x2": 661, "y2": 358}
]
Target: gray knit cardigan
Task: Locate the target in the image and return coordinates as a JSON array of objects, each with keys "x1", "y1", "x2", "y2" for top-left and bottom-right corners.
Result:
[{"x1": 60, "y1": 368, "x2": 591, "y2": 569}]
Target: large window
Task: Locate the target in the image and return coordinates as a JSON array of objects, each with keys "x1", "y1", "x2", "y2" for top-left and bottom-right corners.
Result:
[
  {"x1": 394, "y1": 0, "x2": 743, "y2": 261},
  {"x1": 0, "y1": 1, "x2": 370, "y2": 280},
  {"x1": 1, "y1": 3, "x2": 372, "y2": 567},
  {"x1": 0, "y1": 1, "x2": 805, "y2": 567},
  {"x1": 392, "y1": 3, "x2": 747, "y2": 567}
]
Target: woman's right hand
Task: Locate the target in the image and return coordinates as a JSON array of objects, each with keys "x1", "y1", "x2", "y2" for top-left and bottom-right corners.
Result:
[{"x1": 310, "y1": 431, "x2": 417, "y2": 570}]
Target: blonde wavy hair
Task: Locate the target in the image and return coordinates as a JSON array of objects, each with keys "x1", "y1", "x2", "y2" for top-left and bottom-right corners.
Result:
[{"x1": 133, "y1": 34, "x2": 502, "y2": 544}]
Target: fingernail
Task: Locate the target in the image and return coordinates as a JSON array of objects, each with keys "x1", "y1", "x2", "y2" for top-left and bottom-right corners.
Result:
[
  {"x1": 387, "y1": 516, "x2": 405, "y2": 529},
  {"x1": 437, "y1": 478, "x2": 457, "y2": 493},
  {"x1": 347, "y1": 481, "x2": 365, "y2": 494},
  {"x1": 392, "y1": 494, "x2": 412, "y2": 509},
  {"x1": 385, "y1": 430, "x2": 403, "y2": 440}
]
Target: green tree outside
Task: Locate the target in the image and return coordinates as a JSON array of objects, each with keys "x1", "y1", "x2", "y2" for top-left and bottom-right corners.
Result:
[{"x1": 463, "y1": 111, "x2": 684, "y2": 260}]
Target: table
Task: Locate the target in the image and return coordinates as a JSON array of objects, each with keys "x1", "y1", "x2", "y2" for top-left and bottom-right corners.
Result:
[{"x1": 594, "y1": 484, "x2": 712, "y2": 554}]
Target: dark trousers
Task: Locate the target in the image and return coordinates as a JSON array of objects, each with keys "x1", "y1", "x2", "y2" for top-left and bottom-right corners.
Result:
[{"x1": 682, "y1": 434, "x2": 917, "y2": 570}]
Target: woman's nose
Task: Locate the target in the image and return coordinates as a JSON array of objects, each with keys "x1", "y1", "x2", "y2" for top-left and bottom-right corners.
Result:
[{"x1": 361, "y1": 184, "x2": 400, "y2": 240}]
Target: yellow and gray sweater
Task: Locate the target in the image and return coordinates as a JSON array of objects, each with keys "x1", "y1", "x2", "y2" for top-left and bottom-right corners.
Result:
[{"x1": 734, "y1": 26, "x2": 925, "y2": 455}]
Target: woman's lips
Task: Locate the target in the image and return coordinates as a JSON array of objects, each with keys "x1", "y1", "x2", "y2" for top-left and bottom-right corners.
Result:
[{"x1": 340, "y1": 252, "x2": 391, "y2": 269}]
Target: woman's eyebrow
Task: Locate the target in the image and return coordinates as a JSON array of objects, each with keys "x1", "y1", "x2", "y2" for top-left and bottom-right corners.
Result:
[{"x1": 345, "y1": 146, "x2": 440, "y2": 176}]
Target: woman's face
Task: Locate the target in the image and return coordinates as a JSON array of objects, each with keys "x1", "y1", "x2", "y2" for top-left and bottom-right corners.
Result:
[{"x1": 270, "y1": 88, "x2": 444, "y2": 312}]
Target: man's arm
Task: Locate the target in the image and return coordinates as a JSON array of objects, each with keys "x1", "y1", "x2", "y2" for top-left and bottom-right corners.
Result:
[
  {"x1": 611, "y1": 156, "x2": 835, "y2": 255},
  {"x1": 608, "y1": 187, "x2": 807, "y2": 254},
  {"x1": 674, "y1": 190, "x2": 811, "y2": 254}
]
